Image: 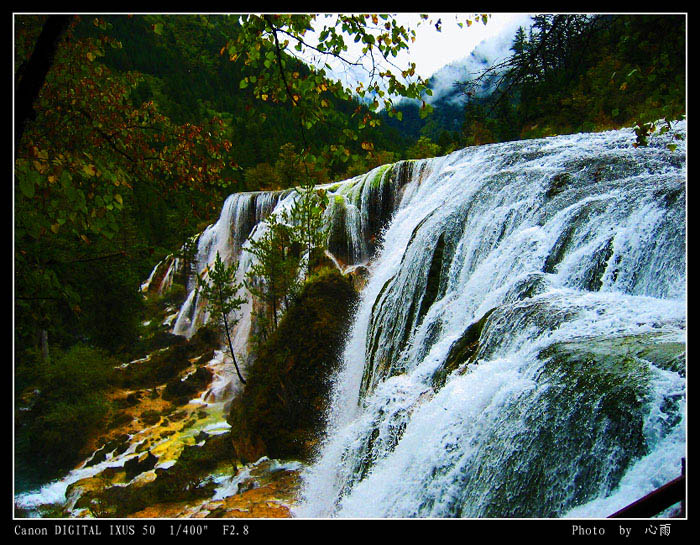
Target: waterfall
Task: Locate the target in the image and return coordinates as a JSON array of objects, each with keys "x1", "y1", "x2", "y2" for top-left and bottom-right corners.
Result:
[
  {"x1": 154, "y1": 162, "x2": 421, "y2": 402},
  {"x1": 295, "y1": 124, "x2": 686, "y2": 518}
]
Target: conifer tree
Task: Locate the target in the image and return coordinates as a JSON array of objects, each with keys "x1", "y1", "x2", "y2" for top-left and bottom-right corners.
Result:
[
  {"x1": 196, "y1": 251, "x2": 247, "y2": 384},
  {"x1": 286, "y1": 178, "x2": 329, "y2": 277},
  {"x1": 245, "y1": 213, "x2": 302, "y2": 335}
]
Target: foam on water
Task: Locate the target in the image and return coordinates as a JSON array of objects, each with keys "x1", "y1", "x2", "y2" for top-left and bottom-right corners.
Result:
[{"x1": 296, "y1": 124, "x2": 686, "y2": 518}]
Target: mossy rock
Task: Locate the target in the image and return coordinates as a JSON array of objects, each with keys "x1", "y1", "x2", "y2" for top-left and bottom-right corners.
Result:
[
  {"x1": 125, "y1": 391, "x2": 143, "y2": 406},
  {"x1": 124, "y1": 451, "x2": 158, "y2": 480},
  {"x1": 228, "y1": 268, "x2": 358, "y2": 462},
  {"x1": 431, "y1": 308, "x2": 496, "y2": 390},
  {"x1": 85, "y1": 434, "x2": 132, "y2": 468},
  {"x1": 162, "y1": 366, "x2": 214, "y2": 405},
  {"x1": 90, "y1": 436, "x2": 232, "y2": 516},
  {"x1": 118, "y1": 327, "x2": 218, "y2": 390},
  {"x1": 107, "y1": 410, "x2": 134, "y2": 430},
  {"x1": 137, "y1": 331, "x2": 187, "y2": 357},
  {"x1": 140, "y1": 410, "x2": 162, "y2": 426},
  {"x1": 546, "y1": 172, "x2": 572, "y2": 198},
  {"x1": 189, "y1": 324, "x2": 220, "y2": 352}
]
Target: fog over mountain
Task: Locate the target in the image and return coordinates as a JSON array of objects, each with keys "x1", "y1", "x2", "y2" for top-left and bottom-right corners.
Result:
[{"x1": 425, "y1": 14, "x2": 533, "y2": 106}]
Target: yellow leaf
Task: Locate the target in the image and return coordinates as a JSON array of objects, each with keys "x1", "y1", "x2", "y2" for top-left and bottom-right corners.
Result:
[
  {"x1": 50, "y1": 223, "x2": 60, "y2": 234},
  {"x1": 114, "y1": 194, "x2": 123, "y2": 205}
]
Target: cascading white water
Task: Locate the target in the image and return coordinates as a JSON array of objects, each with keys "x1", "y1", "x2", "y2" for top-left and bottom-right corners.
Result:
[
  {"x1": 15, "y1": 124, "x2": 685, "y2": 518},
  {"x1": 172, "y1": 190, "x2": 283, "y2": 339},
  {"x1": 296, "y1": 123, "x2": 686, "y2": 518},
  {"x1": 166, "y1": 163, "x2": 418, "y2": 401}
]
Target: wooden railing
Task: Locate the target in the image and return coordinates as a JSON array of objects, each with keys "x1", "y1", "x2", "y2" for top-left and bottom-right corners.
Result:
[{"x1": 608, "y1": 459, "x2": 686, "y2": 518}]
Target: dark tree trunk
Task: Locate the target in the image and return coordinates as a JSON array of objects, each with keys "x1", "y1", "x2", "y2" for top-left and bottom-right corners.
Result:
[
  {"x1": 222, "y1": 311, "x2": 246, "y2": 385},
  {"x1": 40, "y1": 329, "x2": 49, "y2": 363},
  {"x1": 15, "y1": 15, "x2": 72, "y2": 150}
]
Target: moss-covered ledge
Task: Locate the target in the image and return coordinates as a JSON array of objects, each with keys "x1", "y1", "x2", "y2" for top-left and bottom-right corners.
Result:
[{"x1": 227, "y1": 267, "x2": 358, "y2": 463}]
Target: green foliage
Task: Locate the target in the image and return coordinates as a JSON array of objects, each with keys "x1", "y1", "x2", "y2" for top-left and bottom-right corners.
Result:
[
  {"x1": 14, "y1": 15, "x2": 232, "y2": 360},
  {"x1": 406, "y1": 135, "x2": 442, "y2": 159},
  {"x1": 224, "y1": 14, "x2": 430, "y2": 132},
  {"x1": 39, "y1": 343, "x2": 119, "y2": 393},
  {"x1": 455, "y1": 15, "x2": 686, "y2": 148},
  {"x1": 286, "y1": 180, "x2": 330, "y2": 274},
  {"x1": 196, "y1": 251, "x2": 247, "y2": 383},
  {"x1": 16, "y1": 344, "x2": 119, "y2": 479},
  {"x1": 196, "y1": 252, "x2": 246, "y2": 326},
  {"x1": 228, "y1": 268, "x2": 358, "y2": 461},
  {"x1": 275, "y1": 143, "x2": 303, "y2": 188},
  {"x1": 162, "y1": 366, "x2": 214, "y2": 405},
  {"x1": 243, "y1": 162, "x2": 281, "y2": 191},
  {"x1": 14, "y1": 13, "x2": 483, "y2": 363},
  {"x1": 245, "y1": 213, "x2": 303, "y2": 336},
  {"x1": 244, "y1": 177, "x2": 331, "y2": 341},
  {"x1": 341, "y1": 149, "x2": 398, "y2": 178},
  {"x1": 117, "y1": 326, "x2": 218, "y2": 390}
]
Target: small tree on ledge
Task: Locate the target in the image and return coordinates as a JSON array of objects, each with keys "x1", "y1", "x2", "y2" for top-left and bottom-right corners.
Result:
[
  {"x1": 286, "y1": 178, "x2": 329, "y2": 277},
  {"x1": 196, "y1": 251, "x2": 247, "y2": 385}
]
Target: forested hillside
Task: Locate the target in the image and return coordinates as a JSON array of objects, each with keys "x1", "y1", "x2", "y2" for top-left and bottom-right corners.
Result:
[
  {"x1": 388, "y1": 15, "x2": 685, "y2": 151},
  {"x1": 14, "y1": 14, "x2": 407, "y2": 369}
]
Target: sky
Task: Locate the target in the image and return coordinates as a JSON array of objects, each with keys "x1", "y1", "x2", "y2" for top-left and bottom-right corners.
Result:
[
  {"x1": 390, "y1": 13, "x2": 533, "y2": 80},
  {"x1": 299, "y1": 13, "x2": 534, "y2": 102}
]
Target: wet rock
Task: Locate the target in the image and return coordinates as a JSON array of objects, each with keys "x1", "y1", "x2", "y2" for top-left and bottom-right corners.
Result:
[
  {"x1": 162, "y1": 366, "x2": 214, "y2": 405},
  {"x1": 124, "y1": 451, "x2": 158, "y2": 480},
  {"x1": 431, "y1": 308, "x2": 496, "y2": 390},
  {"x1": 345, "y1": 264, "x2": 370, "y2": 291}
]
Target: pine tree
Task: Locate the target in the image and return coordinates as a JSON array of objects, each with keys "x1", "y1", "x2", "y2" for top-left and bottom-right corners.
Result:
[
  {"x1": 196, "y1": 251, "x2": 247, "y2": 384},
  {"x1": 286, "y1": 177, "x2": 329, "y2": 277},
  {"x1": 245, "y1": 213, "x2": 302, "y2": 335}
]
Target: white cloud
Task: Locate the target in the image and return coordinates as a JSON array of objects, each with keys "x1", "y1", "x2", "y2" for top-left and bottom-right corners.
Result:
[
  {"x1": 394, "y1": 13, "x2": 533, "y2": 80},
  {"x1": 424, "y1": 14, "x2": 534, "y2": 104},
  {"x1": 295, "y1": 13, "x2": 534, "y2": 107}
]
